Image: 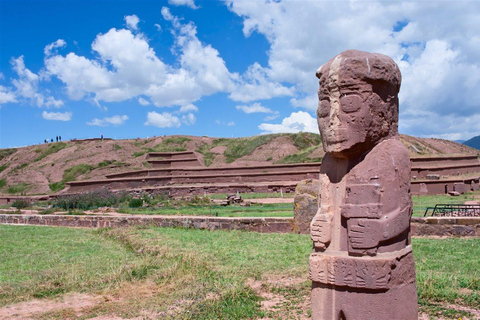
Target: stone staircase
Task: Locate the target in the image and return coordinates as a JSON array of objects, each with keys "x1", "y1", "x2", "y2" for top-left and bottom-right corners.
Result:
[{"x1": 64, "y1": 152, "x2": 480, "y2": 196}]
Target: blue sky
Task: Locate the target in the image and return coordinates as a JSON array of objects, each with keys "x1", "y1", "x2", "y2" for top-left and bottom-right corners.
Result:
[{"x1": 1, "y1": 0, "x2": 480, "y2": 148}]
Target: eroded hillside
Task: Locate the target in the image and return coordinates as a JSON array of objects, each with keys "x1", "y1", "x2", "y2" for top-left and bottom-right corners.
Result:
[{"x1": 0, "y1": 133, "x2": 478, "y2": 195}]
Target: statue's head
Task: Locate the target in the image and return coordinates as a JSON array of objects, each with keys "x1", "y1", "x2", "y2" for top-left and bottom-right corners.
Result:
[{"x1": 316, "y1": 49, "x2": 401, "y2": 158}]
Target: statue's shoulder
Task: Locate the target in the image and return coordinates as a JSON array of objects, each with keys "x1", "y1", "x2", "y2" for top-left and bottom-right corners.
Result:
[{"x1": 370, "y1": 137, "x2": 409, "y2": 163}]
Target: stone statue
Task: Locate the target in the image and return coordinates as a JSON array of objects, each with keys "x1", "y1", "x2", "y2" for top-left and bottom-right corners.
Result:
[{"x1": 310, "y1": 49, "x2": 418, "y2": 319}]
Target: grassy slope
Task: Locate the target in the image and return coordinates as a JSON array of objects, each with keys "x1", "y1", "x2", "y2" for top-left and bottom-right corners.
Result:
[
  {"x1": 0, "y1": 225, "x2": 478, "y2": 319},
  {"x1": 0, "y1": 133, "x2": 478, "y2": 195}
]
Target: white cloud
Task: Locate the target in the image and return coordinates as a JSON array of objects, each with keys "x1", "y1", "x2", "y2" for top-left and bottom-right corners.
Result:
[
  {"x1": 181, "y1": 113, "x2": 196, "y2": 125},
  {"x1": 154, "y1": 24, "x2": 162, "y2": 32},
  {"x1": 7, "y1": 1, "x2": 479, "y2": 140},
  {"x1": 10, "y1": 56, "x2": 63, "y2": 108},
  {"x1": 145, "y1": 111, "x2": 181, "y2": 128},
  {"x1": 290, "y1": 95, "x2": 318, "y2": 111},
  {"x1": 125, "y1": 14, "x2": 140, "y2": 30},
  {"x1": 236, "y1": 102, "x2": 273, "y2": 114},
  {"x1": 179, "y1": 103, "x2": 198, "y2": 113},
  {"x1": 44, "y1": 39, "x2": 66, "y2": 56},
  {"x1": 87, "y1": 115, "x2": 128, "y2": 126},
  {"x1": 263, "y1": 113, "x2": 280, "y2": 121},
  {"x1": 42, "y1": 111, "x2": 72, "y2": 121},
  {"x1": 45, "y1": 29, "x2": 168, "y2": 102},
  {"x1": 161, "y1": 7, "x2": 174, "y2": 22},
  {"x1": 138, "y1": 97, "x2": 150, "y2": 106},
  {"x1": 168, "y1": 0, "x2": 199, "y2": 9},
  {"x1": 216, "y1": 120, "x2": 235, "y2": 126},
  {"x1": 229, "y1": 62, "x2": 294, "y2": 102},
  {"x1": 258, "y1": 111, "x2": 318, "y2": 134},
  {"x1": 225, "y1": 0, "x2": 480, "y2": 139},
  {"x1": 236, "y1": 102, "x2": 280, "y2": 121},
  {"x1": 0, "y1": 85, "x2": 17, "y2": 105},
  {"x1": 45, "y1": 11, "x2": 234, "y2": 109}
]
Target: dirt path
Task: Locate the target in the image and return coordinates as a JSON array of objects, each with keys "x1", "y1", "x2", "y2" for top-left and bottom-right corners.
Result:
[{"x1": 0, "y1": 293, "x2": 100, "y2": 320}]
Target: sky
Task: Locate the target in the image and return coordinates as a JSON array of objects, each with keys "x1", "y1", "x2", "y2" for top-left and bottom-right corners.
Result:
[{"x1": 1, "y1": 0, "x2": 480, "y2": 148}]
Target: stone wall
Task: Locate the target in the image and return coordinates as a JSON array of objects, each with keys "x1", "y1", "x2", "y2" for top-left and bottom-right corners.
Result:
[
  {"x1": 1, "y1": 214, "x2": 479, "y2": 237},
  {"x1": 0, "y1": 214, "x2": 294, "y2": 233},
  {"x1": 411, "y1": 217, "x2": 480, "y2": 237}
]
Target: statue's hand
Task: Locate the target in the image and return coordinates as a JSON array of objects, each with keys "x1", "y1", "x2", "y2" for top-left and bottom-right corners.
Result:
[
  {"x1": 310, "y1": 214, "x2": 333, "y2": 249},
  {"x1": 347, "y1": 219, "x2": 382, "y2": 249}
]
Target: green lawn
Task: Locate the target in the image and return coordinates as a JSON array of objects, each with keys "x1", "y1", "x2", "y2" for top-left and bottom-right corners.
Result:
[
  {"x1": 0, "y1": 225, "x2": 145, "y2": 306},
  {"x1": 412, "y1": 192, "x2": 480, "y2": 217},
  {"x1": 0, "y1": 225, "x2": 478, "y2": 319},
  {"x1": 117, "y1": 202, "x2": 293, "y2": 217},
  {"x1": 208, "y1": 192, "x2": 295, "y2": 199}
]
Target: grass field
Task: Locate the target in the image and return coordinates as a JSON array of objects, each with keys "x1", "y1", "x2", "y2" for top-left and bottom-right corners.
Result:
[
  {"x1": 114, "y1": 190, "x2": 480, "y2": 218},
  {"x1": 412, "y1": 192, "x2": 480, "y2": 216},
  {"x1": 0, "y1": 225, "x2": 478, "y2": 319},
  {"x1": 117, "y1": 202, "x2": 293, "y2": 217},
  {"x1": 4, "y1": 190, "x2": 480, "y2": 219}
]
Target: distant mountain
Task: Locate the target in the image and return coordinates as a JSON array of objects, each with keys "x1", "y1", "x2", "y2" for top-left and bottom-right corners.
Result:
[
  {"x1": 464, "y1": 135, "x2": 480, "y2": 150},
  {"x1": 454, "y1": 140, "x2": 466, "y2": 144}
]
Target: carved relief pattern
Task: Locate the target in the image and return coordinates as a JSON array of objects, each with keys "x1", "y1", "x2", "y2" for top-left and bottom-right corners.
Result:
[
  {"x1": 341, "y1": 183, "x2": 383, "y2": 219},
  {"x1": 309, "y1": 253, "x2": 395, "y2": 290}
]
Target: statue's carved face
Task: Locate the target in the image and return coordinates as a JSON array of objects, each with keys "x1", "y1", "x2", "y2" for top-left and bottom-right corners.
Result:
[
  {"x1": 317, "y1": 84, "x2": 373, "y2": 158},
  {"x1": 317, "y1": 58, "x2": 374, "y2": 158},
  {"x1": 317, "y1": 52, "x2": 399, "y2": 158}
]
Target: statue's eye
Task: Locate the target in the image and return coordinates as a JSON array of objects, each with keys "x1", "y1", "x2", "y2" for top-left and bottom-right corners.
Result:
[
  {"x1": 318, "y1": 99, "x2": 330, "y2": 118},
  {"x1": 340, "y1": 94, "x2": 362, "y2": 113}
]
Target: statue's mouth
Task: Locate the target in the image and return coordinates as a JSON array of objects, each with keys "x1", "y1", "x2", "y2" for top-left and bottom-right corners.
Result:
[{"x1": 324, "y1": 130, "x2": 347, "y2": 144}]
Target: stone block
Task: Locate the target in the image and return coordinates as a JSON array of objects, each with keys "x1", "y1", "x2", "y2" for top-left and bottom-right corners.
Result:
[{"x1": 293, "y1": 179, "x2": 319, "y2": 234}]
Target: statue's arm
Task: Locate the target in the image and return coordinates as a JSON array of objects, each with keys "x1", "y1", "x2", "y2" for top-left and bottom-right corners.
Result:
[
  {"x1": 310, "y1": 172, "x2": 333, "y2": 250},
  {"x1": 310, "y1": 209, "x2": 333, "y2": 250},
  {"x1": 343, "y1": 142, "x2": 411, "y2": 251},
  {"x1": 347, "y1": 206, "x2": 410, "y2": 249}
]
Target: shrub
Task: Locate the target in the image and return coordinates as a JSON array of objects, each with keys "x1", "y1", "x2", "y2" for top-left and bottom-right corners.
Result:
[
  {"x1": 0, "y1": 164, "x2": 8, "y2": 173},
  {"x1": 49, "y1": 181, "x2": 65, "y2": 192},
  {"x1": 133, "y1": 151, "x2": 147, "y2": 158},
  {"x1": 0, "y1": 148, "x2": 17, "y2": 160},
  {"x1": 97, "y1": 160, "x2": 126, "y2": 168},
  {"x1": 54, "y1": 189, "x2": 121, "y2": 210},
  {"x1": 196, "y1": 143, "x2": 215, "y2": 166},
  {"x1": 291, "y1": 132, "x2": 322, "y2": 150},
  {"x1": 0, "y1": 178, "x2": 6, "y2": 188},
  {"x1": 15, "y1": 163, "x2": 28, "y2": 170},
  {"x1": 129, "y1": 198, "x2": 143, "y2": 208},
  {"x1": 220, "y1": 135, "x2": 279, "y2": 163},
  {"x1": 154, "y1": 136, "x2": 190, "y2": 152},
  {"x1": 112, "y1": 144, "x2": 122, "y2": 151},
  {"x1": 12, "y1": 199, "x2": 30, "y2": 209},
  {"x1": 7, "y1": 183, "x2": 29, "y2": 194},
  {"x1": 35, "y1": 142, "x2": 67, "y2": 161},
  {"x1": 275, "y1": 145, "x2": 323, "y2": 164},
  {"x1": 163, "y1": 137, "x2": 191, "y2": 144},
  {"x1": 63, "y1": 164, "x2": 94, "y2": 182}
]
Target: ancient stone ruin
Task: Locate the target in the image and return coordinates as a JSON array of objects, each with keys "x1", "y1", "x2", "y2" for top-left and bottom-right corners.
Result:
[
  {"x1": 310, "y1": 50, "x2": 418, "y2": 319},
  {"x1": 293, "y1": 179, "x2": 319, "y2": 234}
]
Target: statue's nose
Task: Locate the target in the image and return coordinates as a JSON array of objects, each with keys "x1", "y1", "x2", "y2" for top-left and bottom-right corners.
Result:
[{"x1": 329, "y1": 99, "x2": 341, "y2": 127}]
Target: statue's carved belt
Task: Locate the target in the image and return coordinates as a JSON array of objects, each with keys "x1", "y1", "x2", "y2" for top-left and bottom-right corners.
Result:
[{"x1": 309, "y1": 246, "x2": 412, "y2": 290}]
